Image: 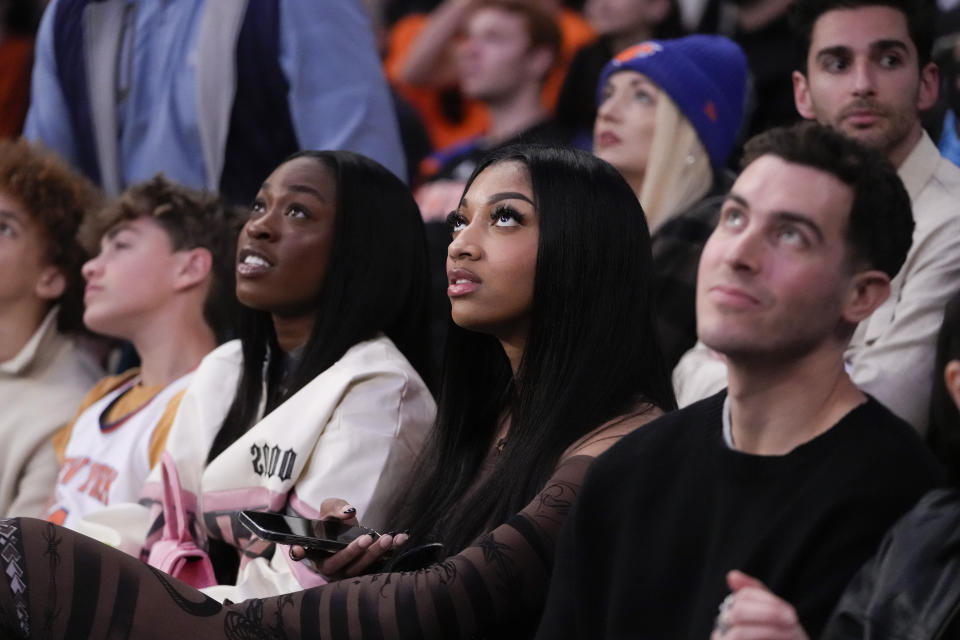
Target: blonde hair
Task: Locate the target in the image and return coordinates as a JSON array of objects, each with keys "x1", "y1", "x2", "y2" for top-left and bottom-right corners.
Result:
[{"x1": 637, "y1": 94, "x2": 713, "y2": 232}]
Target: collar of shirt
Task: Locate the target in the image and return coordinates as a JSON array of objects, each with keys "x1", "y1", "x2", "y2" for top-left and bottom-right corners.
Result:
[
  {"x1": 897, "y1": 130, "x2": 941, "y2": 202},
  {"x1": 0, "y1": 306, "x2": 60, "y2": 376}
]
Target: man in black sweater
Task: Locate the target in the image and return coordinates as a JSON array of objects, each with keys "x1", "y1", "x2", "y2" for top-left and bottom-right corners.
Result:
[{"x1": 534, "y1": 121, "x2": 944, "y2": 639}]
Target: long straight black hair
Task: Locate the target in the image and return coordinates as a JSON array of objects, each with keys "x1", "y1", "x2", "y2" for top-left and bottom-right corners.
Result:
[
  {"x1": 207, "y1": 151, "x2": 432, "y2": 462},
  {"x1": 393, "y1": 144, "x2": 676, "y2": 552}
]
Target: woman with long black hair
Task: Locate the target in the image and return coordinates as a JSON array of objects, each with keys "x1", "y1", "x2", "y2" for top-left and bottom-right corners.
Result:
[
  {"x1": 75, "y1": 149, "x2": 436, "y2": 602},
  {"x1": 0, "y1": 144, "x2": 674, "y2": 639}
]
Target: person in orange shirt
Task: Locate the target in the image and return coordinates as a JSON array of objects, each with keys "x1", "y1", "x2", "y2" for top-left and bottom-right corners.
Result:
[{"x1": 384, "y1": 0, "x2": 592, "y2": 154}]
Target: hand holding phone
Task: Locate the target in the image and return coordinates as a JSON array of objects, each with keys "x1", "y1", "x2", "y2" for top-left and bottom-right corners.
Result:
[
  {"x1": 241, "y1": 510, "x2": 446, "y2": 577},
  {"x1": 239, "y1": 510, "x2": 380, "y2": 556},
  {"x1": 306, "y1": 534, "x2": 445, "y2": 577}
]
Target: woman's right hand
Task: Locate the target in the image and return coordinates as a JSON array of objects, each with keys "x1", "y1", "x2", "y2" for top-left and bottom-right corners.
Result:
[
  {"x1": 288, "y1": 498, "x2": 408, "y2": 579},
  {"x1": 710, "y1": 570, "x2": 810, "y2": 640}
]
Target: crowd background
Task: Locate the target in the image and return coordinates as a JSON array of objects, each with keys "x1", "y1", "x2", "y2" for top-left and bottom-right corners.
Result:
[
  {"x1": 0, "y1": 0, "x2": 956, "y2": 173},
  {"x1": 4, "y1": 0, "x2": 960, "y2": 180}
]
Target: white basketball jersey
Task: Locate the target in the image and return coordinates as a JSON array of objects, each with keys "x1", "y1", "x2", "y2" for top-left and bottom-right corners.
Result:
[{"x1": 49, "y1": 371, "x2": 194, "y2": 530}]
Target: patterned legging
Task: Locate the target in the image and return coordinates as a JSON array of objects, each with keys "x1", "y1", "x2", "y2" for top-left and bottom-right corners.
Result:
[{"x1": 0, "y1": 455, "x2": 593, "y2": 639}]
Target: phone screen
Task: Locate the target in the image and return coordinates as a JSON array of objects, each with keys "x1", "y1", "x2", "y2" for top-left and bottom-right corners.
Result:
[{"x1": 239, "y1": 511, "x2": 377, "y2": 552}]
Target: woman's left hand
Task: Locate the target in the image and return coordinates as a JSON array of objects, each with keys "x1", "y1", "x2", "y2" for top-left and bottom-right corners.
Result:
[
  {"x1": 287, "y1": 498, "x2": 408, "y2": 579},
  {"x1": 290, "y1": 530, "x2": 409, "y2": 579}
]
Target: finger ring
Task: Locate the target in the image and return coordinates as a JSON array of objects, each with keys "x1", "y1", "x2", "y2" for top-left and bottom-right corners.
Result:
[
  {"x1": 719, "y1": 594, "x2": 734, "y2": 613},
  {"x1": 715, "y1": 613, "x2": 731, "y2": 635},
  {"x1": 714, "y1": 594, "x2": 734, "y2": 635}
]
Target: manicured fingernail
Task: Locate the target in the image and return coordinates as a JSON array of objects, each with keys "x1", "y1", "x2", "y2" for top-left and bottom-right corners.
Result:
[
  {"x1": 289, "y1": 547, "x2": 299, "y2": 560},
  {"x1": 343, "y1": 506, "x2": 356, "y2": 515}
]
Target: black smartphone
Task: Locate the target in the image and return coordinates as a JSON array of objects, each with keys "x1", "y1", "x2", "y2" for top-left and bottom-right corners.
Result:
[{"x1": 239, "y1": 510, "x2": 379, "y2": 554}]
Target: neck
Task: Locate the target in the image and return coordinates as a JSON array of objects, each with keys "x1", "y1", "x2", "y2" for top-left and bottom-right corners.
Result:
[
  {"x1": 626, "y1": 170, "x2": 646, "y2": 202},
  {"x1": 0, "y1": 299, "x2": 49, "y2": 362},
  {"x1": 498, "y1": 334, "x2": 526, "y2": 378},
  {"x1": 887, "y1": 120, "x2": 923, "y2": 168},
  {"x1": 271, "y1": 313, "x2": 315, "y2": 354},
  {"x1": 484, "y1": 88, "x2": 548, "y2": 144},
  {"x1": 128, "y1": 305, "x2": 216, "y2": 387},
  {"x1": 725, "y1": 345, "x2": 865, "y2": 455}
]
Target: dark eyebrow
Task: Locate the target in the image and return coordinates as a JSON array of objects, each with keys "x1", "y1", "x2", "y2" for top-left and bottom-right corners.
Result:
[
  {"x1": 772, "y1": 211, "x2": 825, "y2": 243},
  {"x1": 815, "y1": 40, "x2": 909, "y2": 62},
  {"x1": 815, "y1": 45, "x2": 852, "y2": 61},
  {"x1": 870, "y1": 39, "x2": 909, "y2": 53},
  {"x1": 0, "y1": 209, "x2": 24, "y2": 224},
  {"x1": 627, "y1": 76, "x2": 657, "y2": 89},
  {"x1": 723, "y1": 193, "x2": 749, "y2": 208},
  {"x1": 458, "y1": 191, "x2": 535, "y2": 212},
  {"x1": 487, "y1": 191, "x2": 534, "y2": 206}
]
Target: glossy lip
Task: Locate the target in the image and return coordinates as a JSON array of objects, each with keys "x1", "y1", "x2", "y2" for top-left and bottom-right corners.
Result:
[
  {"x1": 447, "y1": 267, "x2": 482, "y2": 297},
  {"x1": 236, "y1": 246, "x2": 276, "y2": 278},
  {"x1": 707, "y1": 284, "x2": 762, "y2": 309},
  {"x1": 595, "y1": 130, "x2": 621, "y2": 148}
]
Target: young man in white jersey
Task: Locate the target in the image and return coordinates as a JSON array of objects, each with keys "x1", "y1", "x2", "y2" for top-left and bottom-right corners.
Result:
[{"x1": 47, "y1": 176, "x2": 242, "y2": 529}]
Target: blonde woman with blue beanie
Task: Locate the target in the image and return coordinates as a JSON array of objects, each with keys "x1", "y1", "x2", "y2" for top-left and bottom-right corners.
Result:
[{"x1": 594, "y1": 34, "x2": 749, "y2": 369}]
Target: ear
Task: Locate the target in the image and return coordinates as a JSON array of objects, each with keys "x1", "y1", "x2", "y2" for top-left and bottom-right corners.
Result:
[
  {"x1": 793, "y1": 70, "x2": 816, "y2": 120},
  {"x1": 945, "y1": 360, "x2": 960, "y2": 413},
  {"x1": 172, "y1": 247, "x2": 213, "y2": 292},
  {"x1": 841, "y1": 269, "x2": 890, "y2": 324},
  {"x1": 917, "y1": 61, "x2": 939, "y2": 112},
  {"x1": 527, "y1": 45, "x2": 555, "y2": 83},
  {"x1": 34, "y1": 266, "x2": 66, "y2": 301}
]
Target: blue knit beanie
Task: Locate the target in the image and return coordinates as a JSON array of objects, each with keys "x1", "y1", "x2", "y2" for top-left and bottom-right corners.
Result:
[{"x1": 596, "y1": 35, "x2": 749, "y2": 171}]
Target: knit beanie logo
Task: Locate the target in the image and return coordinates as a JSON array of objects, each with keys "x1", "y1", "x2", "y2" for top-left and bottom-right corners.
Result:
[
  {"x1": 614, "y1": 42, "x2": 663, "y2": 64},
  {"x1": 704, "y1": 101, "x2": 718, "y2": 123}
]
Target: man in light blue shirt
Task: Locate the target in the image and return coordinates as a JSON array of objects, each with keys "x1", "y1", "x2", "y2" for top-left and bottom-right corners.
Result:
[{"x1": 25, "y1": 0, "x2": 407, "y2": 203}]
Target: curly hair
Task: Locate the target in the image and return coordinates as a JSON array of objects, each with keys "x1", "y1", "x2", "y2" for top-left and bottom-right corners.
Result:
[
  {"x1": 80, "y1": 175, "x2": 245, "y2": 342},
  {"x1": 0, "y1": 139, "x2": 101, "y2": 333}
]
